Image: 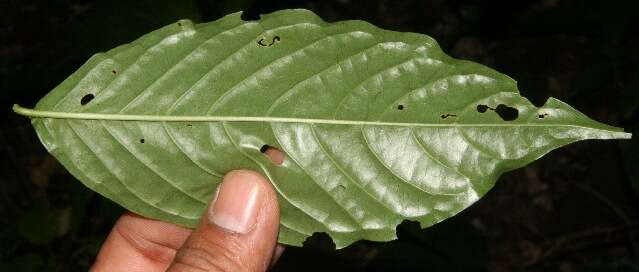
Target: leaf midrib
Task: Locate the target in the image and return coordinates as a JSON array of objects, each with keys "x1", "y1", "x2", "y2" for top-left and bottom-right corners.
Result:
[{"x1": 12, "y1": 105, "x2": 631, "y2": 133}]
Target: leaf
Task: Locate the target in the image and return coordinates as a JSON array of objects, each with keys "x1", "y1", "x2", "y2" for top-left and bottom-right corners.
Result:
[{"x1": 13, "y1": 9, "x2": 631, "y2": 248}]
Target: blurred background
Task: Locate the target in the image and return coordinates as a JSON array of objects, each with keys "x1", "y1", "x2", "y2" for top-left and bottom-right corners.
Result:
[{"x1": 1, "y1": 0, "x2": 638, "y2": 271}]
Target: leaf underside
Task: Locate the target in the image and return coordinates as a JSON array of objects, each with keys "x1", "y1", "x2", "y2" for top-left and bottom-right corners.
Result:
[{"x1": 18, "y1": 9, "x2": 630, "y2": 248}]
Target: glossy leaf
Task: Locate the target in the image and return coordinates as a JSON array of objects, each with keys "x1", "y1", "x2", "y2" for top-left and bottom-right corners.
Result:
[{"x1": 13, "y1": 9, "x2": 631, "y2": 248}]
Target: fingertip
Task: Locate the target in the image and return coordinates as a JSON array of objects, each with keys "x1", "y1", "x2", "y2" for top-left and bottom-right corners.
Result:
[
  {"x1": 224, "y1": 169, "x2": 271, "y2": 190},
  {"x1": 207, "y1": 170, "x2": 279, "y2": 234},
  {"x1": 263, "y1": 147, "x2": 285, "y2": 165},
  {"x1": 223, "y1": 169, "x2": 280, "y2": 210}
]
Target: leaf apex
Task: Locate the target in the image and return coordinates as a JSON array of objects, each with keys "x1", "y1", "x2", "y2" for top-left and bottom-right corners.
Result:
[{"x1": 618, "y1": 132, "x2": 633, "y2": 139}]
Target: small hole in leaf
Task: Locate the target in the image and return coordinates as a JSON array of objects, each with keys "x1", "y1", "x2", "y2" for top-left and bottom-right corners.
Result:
[
  {"x1": 397, "y1": 104, "x2": 404, "y2": 110},
  {"x1": 441, "y1": 113, "x2": 457, "y2": 119},
  {"x1": 177, "y1": 22, "x2": 182, "y2": 26},
  {"x1": 476, "y1": 104, "x2": 489, "y2": 113},
  {"x1": 396, "y1": 219, "x2": 421, "y2": 239},
  {"x1": 111, "y1": 69, "x2": 117, "y2": 75},
  {"x1": 186, "y1": 124, "x2": 193, "y2": 127},
  {"x1": 241, "y1": 9, "x2": 260, "y2": 21},
  {"x1": 80, "y1": 94, "x2": 95, "y2": 105},
  {"x1": 495, "y1": 104, "x2": 519, "y2": 121},
  {"x1": 302, "y1": 232, "x2": 335, "y2": 250},
  {"x1": 260, "y1": 144, "x2": 270, "y2": 153},
  {"x1": 260, "y1": 144, "x2": 284, "y2": 165},
  {"x1": 538, "y1": 114, "x2": 545, "y2": 118},
  {"x1": 268, "y1": 36, "x2": 280, "y2": 46},
  {"x1": 140, "y1": 138, "x2": 145, "y2": 144}
]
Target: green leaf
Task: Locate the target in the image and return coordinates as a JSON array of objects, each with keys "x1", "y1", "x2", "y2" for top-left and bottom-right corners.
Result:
[{"x1": 13, "y1": 9, "x2": 631, "y2": 248}]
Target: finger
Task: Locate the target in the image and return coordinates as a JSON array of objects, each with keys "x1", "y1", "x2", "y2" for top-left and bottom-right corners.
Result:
[
  {"x1": 167, "y1": 170, "x2": 280, "y2": 272},
  {"x1": 91, "y1": 213, "x2": 191, "y2": 272},
  {"x1": 263, "y1": 146, "x2": 284, "y2": 165},
  {"x1": 270, "y1": 245, "x2": 285, "y2": 268}
]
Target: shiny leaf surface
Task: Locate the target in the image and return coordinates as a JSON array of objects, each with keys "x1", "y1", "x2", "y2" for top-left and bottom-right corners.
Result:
[{"x1": 14, "y1": 9, "x2": 631, "y2": 248}]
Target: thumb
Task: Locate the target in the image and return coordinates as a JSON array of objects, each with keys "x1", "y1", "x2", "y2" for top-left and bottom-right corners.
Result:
[{"x1": 167, "y1": 170, "x2": 280, "y2": 272}]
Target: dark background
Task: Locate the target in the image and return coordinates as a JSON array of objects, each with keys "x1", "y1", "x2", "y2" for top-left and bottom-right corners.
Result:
[{"x1": 1, "y1": 0, "x2": 638, "y2": 271}]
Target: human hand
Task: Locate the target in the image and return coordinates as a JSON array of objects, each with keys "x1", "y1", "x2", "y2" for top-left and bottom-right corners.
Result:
[{"x1": 91, "y1": 148, "x2": 285, "y2": 272}]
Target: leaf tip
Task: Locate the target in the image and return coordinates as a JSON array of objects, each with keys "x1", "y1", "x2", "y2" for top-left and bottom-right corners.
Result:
[{"x1": 584, "y1": 129, "x2": 633, "y2": 140}]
